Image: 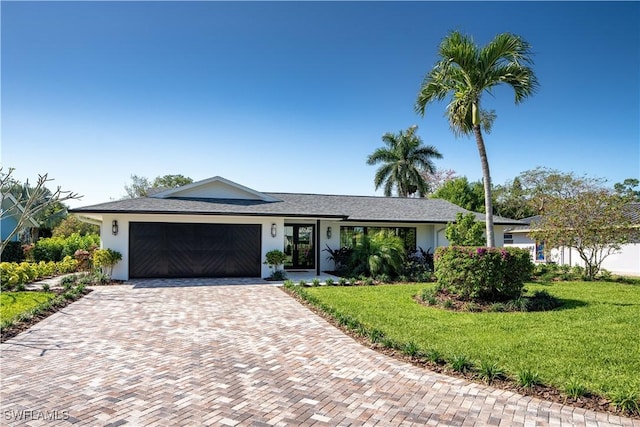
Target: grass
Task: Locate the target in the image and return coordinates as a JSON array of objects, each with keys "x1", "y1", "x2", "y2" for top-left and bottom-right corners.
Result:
[
  {"x1": 1, "y1": 291, "x2": 56, "y2": 324},
  {"x1": 303, "y1": 281, "x2": 640, "y2": 398}
]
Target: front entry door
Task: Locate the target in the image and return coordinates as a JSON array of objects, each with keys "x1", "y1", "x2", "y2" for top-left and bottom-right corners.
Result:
[{"x1": 284, "y1": 225, "x2": 315, "y2": 269}]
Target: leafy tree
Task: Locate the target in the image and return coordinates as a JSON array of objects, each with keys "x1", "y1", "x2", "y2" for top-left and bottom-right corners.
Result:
[
  {"x1": 123, "y1": 174, "x2": 193, "y2": 198},
  {"x1": 124, "y1": 175, "x2": 152, "y2": 198},
  {"x1": 152, "y1": 174, "x2": 193, "y2": 190},
  {"x1": 367, "y1": 125, "x2": 442, "y2": 197},
  {"x1": 445, "y1": 213, "x2": 485, "y2": 246},
  {"x1": 52, "y1": 216, "x2": 99, "y2": 237},
  {"x1": 0, "y1": 168, "x2": 81, "y2": 254},
  {"x1": 614, "y1": 178, "x2": 640, "y2": 202},
  {"x1": 4, "y1": 175, "x2": 69, "y2": 238},
  {"x1": 421, "y1": 168, "x2": 457, "y2": 195},
  {"x1": 529, "y1": 190, "x2": 639, "y2": 279},
  {"x1": 493, "y1": 177, "x2": 537, "y2": 220},
  {"x1": 430, "y1": 177, "x2": 485, "y2": 212},
  {"x1": 415, "y1": 31, "x2": 539, "y2": 246},
  {"x1": 516, "y1": 167, "x2": 605, "y2": 214}
]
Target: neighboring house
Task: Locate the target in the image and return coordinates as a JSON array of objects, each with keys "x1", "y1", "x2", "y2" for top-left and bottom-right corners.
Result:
[
  {"x1": 1, "y1": 193, "x2": 39, "y2": 243},
  {"x1": 71, "y1": 176, "x2": 523, "y2": 281},
  {"x1": 504, "y1": 209, "x2": 640, "y2": 276}
]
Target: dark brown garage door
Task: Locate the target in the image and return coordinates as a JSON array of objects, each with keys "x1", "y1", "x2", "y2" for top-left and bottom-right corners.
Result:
[{"x1": 129, "y1": 222, "x2": 261, "y2": 278}]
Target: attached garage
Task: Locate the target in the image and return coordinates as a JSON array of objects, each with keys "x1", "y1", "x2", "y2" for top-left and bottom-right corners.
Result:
[{"x1": 129, "y1": 222, "x2": 261, "y2": 278}]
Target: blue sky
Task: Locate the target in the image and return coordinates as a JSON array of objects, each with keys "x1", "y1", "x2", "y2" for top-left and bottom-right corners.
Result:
[{"x1": 2, "y1": 1, "x2": 639, "y2": 208}]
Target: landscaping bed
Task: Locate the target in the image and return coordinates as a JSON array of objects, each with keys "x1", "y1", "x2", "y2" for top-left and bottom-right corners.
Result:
[
  {"x1": 1, "y1": 286, "x2": 92, "y2": 342},
  {"x1": 282, "y1": 281, "x2": 640, "y2": 418}
]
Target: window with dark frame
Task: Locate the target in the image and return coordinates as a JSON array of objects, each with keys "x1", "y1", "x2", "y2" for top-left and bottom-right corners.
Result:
[{"x1": 339, "y1": 226, "x2": 417, "y2": 251}]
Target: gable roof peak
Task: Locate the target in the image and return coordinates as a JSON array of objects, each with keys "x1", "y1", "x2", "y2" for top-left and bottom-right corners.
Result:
[{"x1": 151, "y1": 176, "x2": 281, "y2": 202}]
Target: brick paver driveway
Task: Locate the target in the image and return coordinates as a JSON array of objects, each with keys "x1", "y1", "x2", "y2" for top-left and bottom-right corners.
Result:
[{"x1": 1, "y1": 283, "x2": 637, "y2": 426}]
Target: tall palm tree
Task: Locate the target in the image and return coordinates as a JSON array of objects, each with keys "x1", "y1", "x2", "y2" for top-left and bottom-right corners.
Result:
[
  {"x1": 367, "y1": 125, "x2": 442, "y2": 197},
  {"x1": 415, "y1": 31, "x2": 538, "y2": 246}
]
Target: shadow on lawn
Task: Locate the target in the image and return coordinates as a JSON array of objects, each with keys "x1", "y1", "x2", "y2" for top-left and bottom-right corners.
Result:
[{"x1": 555, "y1": 298, "x2": 588, "y2": 310}]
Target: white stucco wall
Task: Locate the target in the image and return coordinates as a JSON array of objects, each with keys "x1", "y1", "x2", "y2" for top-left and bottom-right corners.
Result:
[{"x1": 505, "y1": 232, "x2": 640, "y2": 276}]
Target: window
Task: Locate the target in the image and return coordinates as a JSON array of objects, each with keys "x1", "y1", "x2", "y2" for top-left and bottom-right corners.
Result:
[
  {"x1": 504, "y1": 233, "x2": 513, "y2": 244},
  {"x1": 340, "y1": 226, "x2": 416, "y2": 251},
  {"x1": 535, "y1": 241, "x2": 545, "y2": 261},
  {"x1": 340, "y1": 226, "x2": 365, "y2": 248}
]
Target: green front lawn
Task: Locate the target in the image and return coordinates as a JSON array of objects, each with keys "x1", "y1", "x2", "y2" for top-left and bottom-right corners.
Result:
[
  {"x1": 1, "y1": 291, "x2": 56, "y2": 324},
  {"x1": 303, "y1": 281, "x2": 640, "y2": 397}
]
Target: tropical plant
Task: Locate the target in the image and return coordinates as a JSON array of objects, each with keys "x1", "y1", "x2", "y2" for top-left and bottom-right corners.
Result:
[
  {"x1": 349, "y1": 231, "x2": 406, "y2": 278},
  {"x1": 0, "y1": 167, "x2": 81, "y2": 254},
  {"x1": 416, "y1": 31, "x2": 539, "y2": 246},
  {"x1": 367, "y1": 125, "x2": 442, "y2": 197}
]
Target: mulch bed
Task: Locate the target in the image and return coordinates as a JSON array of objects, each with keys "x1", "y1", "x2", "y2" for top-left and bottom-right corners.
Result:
[{"x1": 281, "y1": 286, "x2": 639, "y2": 420}]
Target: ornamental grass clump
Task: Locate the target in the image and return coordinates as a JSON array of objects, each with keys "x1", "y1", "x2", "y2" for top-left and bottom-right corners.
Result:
[{"x1": 434, "y1": 246, "x2": 533, "y2": 302}]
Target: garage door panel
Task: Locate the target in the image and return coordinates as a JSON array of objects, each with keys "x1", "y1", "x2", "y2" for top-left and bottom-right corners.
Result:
[{"x1": 129, "y1": 222, "x2": 261, "y2": 278}]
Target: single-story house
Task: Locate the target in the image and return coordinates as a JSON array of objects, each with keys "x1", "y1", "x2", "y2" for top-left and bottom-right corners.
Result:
[
  {"x1": 1, "y1": 193, "x2": 39, "y2": 243},
  {"x1": 504, "y1": 208, "x2": 640, "y2": 276},
  {"x1": 71, "y1": 176, "x2": 523, "y2": 281}
]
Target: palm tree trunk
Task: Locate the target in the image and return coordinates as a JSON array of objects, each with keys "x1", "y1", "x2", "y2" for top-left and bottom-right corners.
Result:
[{"x1": 473, "y1": 125, "x2": 495, "y2": 247}]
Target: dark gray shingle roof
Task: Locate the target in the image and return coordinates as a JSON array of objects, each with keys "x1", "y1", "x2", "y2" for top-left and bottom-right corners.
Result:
[{"x1": 71, "y1": 192, "x2": 524, "y2": 225}]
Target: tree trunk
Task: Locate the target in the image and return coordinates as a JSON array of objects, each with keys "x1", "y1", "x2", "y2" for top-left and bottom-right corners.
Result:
[{"x1": 473, "y1": 125, "x2": 495, "y2": 247}]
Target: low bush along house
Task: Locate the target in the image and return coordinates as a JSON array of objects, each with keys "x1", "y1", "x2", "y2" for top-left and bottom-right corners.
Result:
[{"x1": 71, "y1": 176, "x2": 523, "y2": 281}]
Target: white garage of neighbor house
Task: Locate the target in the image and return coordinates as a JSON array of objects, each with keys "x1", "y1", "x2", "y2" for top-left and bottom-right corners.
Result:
[
  {"x1": 71, "y1": 176, "x2": 523, "y2": 281},
  {"x1": 504, "y1": 211, "x2": 640, "y2": 277}
]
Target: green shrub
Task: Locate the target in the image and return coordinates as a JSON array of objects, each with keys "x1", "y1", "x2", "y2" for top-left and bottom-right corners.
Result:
[
  {"x1": 445, "y1": 213, "x2": 485, "y2": 246},
  {"x1": 420, "y1": 288, "x2": 438, "y2": 305},
  {"x1": 517, "y1": 368, "x2": 541, "y2": 388},
  {"x1": 312, "y1": 278, "x2": 321, "y2": 287},
  {"x1": 60, "y1": 275, "x2": 77, "y2": 286},
  {"x1": 1, "y1": 241, "x2": 24, "y2": 262},
  {"x1": 425, "y1": 348, "x2": 444, "y2": 364},
  {"x1": 325, "y1": 278, "x2": 334, "y2": 286},
  {"x1": 32, "y1": 238, "x2": 64, "y2": 262},
  {"x1": 610, "y1": 390, "x2": 639, "y2": 415},
  {"x1": 449, "y1": 354, "x2": 474, "y2": 373},
  {"x1": 434, "y1": 246, "x2": 533, "y2": 302},
  {"x1": 367, "y1": 328, "x2": 385, "y2": 343},
  {"x1": 32, "y1": 233, "x2": 99, "y2": 262},
  {"x1": 92, "y1": 248, "x2": 122, "y2": 276},
  {"x1": 402, "y1": 341, "x2": 420, "y2": 357},
  {"x1": 269, "y1": 270, "x2": 287, "y2": 280},
  {"x1": 264, "y1": 250, "x2": 287, "y2": 274},
  {"x1": 478, "y1": 360, "x2": 505, "y2": 384},
  {"x1": 564, "y1": 379, "x2": 588, "y2": 399}
]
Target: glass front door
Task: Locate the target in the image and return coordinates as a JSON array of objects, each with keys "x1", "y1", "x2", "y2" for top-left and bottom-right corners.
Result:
[{"x1": 284, "y1": 225, "x2": 315, "y2": 269}]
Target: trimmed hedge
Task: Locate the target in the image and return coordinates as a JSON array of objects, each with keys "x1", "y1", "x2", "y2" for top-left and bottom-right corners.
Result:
[
  {"x1": 1, "y1": 241, "x2": 24, "y2": 263},
  {"x1": 31, "y1": 233, "x2": 100, "y2": 262},
  {"x1": 0, "y1": 257, "x2": 79, "y2": 291},
  {"x1": 434, "y1": 246, "x2": 533, "y2": 302}
]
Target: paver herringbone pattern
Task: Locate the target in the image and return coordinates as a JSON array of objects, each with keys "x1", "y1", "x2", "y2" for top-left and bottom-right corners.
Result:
[{"x1": 1, "y1": 284, "x2": 638, "y2": 426}]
